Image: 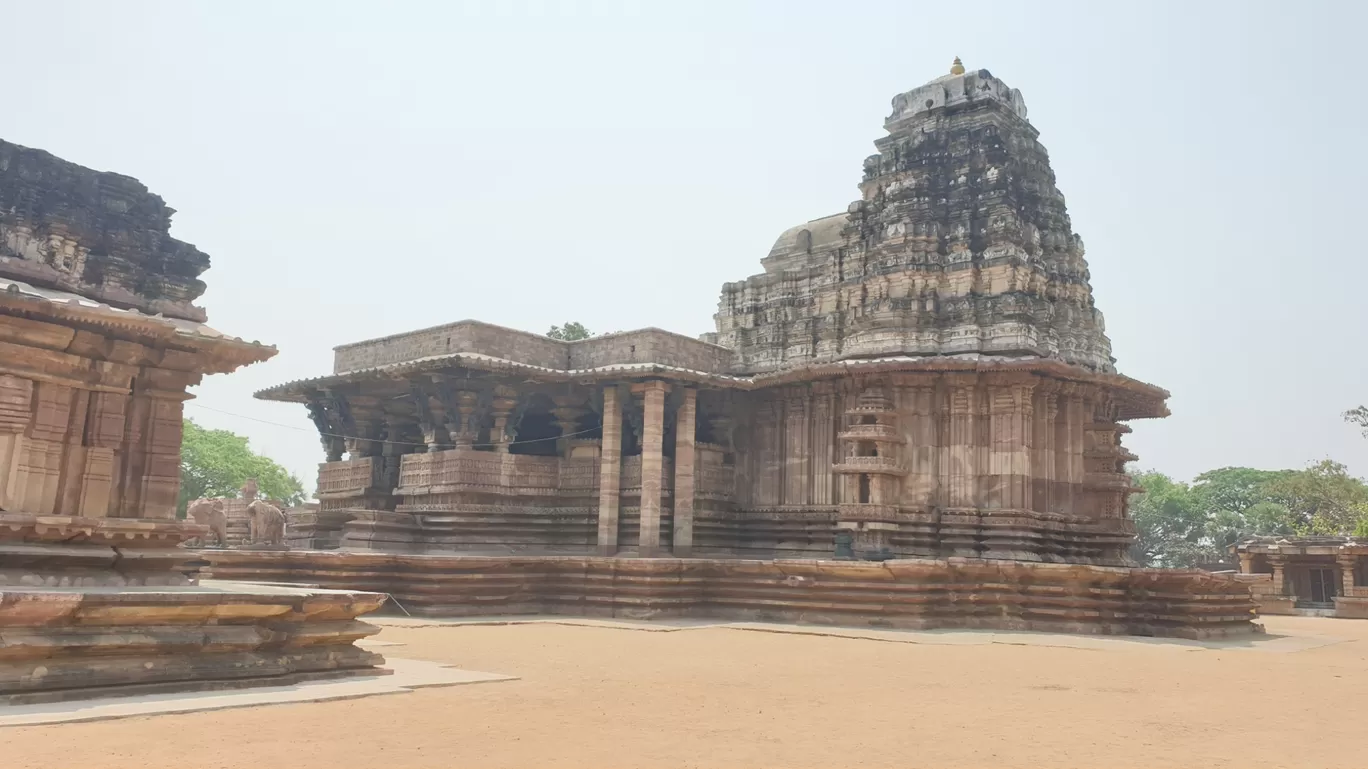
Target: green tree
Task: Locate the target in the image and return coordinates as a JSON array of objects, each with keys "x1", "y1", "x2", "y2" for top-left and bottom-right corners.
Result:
[
  {"x1": 179, "y1": 418, "x2": 306, "y2": 516},
  {"x1": 546, "y1": 321, "x2": 593, "y2": 341},
  {"x1": 1190, "y1": 467, "x2": 1298, "y2": 551},
  {"x1": 1261, "y1": 459, "x2": 1368, "y2": 534},
  {"x1": 1129, "y1": 470, "x2": 1213, "y2": 567},
  {"x1": 1343, "y1": 406, "x2": 1368, "y2": 437}
]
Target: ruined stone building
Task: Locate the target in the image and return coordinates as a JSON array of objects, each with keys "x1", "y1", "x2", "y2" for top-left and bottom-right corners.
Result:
[
  {"x1": 0, "y1": 140, "x2": 387, "y2": 702},
  {"x1": 260, "y1": 60, "x2": 1168, "y2": 565}
]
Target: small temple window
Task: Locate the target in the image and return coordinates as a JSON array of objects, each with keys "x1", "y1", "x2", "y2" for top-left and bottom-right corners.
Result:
[{"x1": 858, "y1": 474, "x2": 871, "y2": 504}]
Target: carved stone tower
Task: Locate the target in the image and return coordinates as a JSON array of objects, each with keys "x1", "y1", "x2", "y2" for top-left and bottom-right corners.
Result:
[{"x1": 714, "y1": 61, "x2": 1115, "y2": 375}]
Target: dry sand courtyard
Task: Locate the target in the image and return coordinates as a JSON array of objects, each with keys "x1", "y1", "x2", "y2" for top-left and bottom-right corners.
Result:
[{"x1": 3, "y1": 614, "x2": 1365, "y2": 769}]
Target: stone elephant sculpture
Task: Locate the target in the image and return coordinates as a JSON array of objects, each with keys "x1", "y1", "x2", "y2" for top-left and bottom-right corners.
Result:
[
  {"x1": 246, "y1": 499, "x2": 286, "y2": 547},
  {"x1": 186, "y1": 498, "x2": 228, "y2": 547}
]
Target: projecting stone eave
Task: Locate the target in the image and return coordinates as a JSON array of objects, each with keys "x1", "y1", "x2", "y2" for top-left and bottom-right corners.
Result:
[
  {"x1": 255, "y1": 347, "x2": 1167, "y2": 421},
  {"x1": 254, "y1": 351, "x2": 753, "y2": 404},
  {"x1": 0, "y1": 275, "x2": 276, "y2": 375}
]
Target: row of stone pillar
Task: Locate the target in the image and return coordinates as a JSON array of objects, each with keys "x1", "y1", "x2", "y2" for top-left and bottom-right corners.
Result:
[
  {"x1": 1260, "y1": 554, "x2": 1360, "y2": 598},
  {"x1": 598, "y1": 382, "x2": 696, "y2": 558}
]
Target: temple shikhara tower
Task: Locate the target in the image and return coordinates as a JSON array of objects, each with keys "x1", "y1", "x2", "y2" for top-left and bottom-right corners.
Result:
[
  {"x1": 259, "y1": 59, "x2": 1165, "y2": 565},
  {"x1": 218, "y1": 61, "x2": 1254, "y2": 638}
]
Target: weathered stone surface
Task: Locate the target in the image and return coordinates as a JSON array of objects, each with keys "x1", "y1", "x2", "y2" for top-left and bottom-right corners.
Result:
[
  {"x1": 0, "y1": 139, "x2": 213, "y2": 322},
  {"x1": 0, "y1": 582, "x2": 387, "y2": 704},
  {"x1": 0, "y1": 137, "x2": 389, "y2": 703},
  {"x1": 201, "y1": 551, "x2": 1259, "y2": 639},
  {"x1": 713, "y1": 66, "x2": 1110, "y2": 375}
]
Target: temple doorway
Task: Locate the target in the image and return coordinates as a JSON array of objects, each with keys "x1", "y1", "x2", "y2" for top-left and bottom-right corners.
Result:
[{"x1": 1307, "y1": 568, "x2": 1339, "y2": 606}]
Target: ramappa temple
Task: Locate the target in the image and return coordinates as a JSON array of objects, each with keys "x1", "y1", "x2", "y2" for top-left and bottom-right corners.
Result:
[
  {"x1": 207, "y1": 61, "x2": 1257, "y2": 638},
  {"x1": 259, "y1": 60, "x2": 1163, "y2": 565}
]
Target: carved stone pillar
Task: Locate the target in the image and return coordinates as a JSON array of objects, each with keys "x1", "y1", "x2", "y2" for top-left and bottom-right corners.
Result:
[
  {"x1": 673, "y1": 387, "x2": 697, "y2": 557},
  {"x1": 1237, "y1": 552, "x2": 1254, "y2": 574},
  {"x1": 381, "y1": 413, "x2": 408, "y2": 492},
  {"x1": 490, "y1": 385, "x2": 518, "y2": 454},
  {"x1": 346, "y1": 395, "x2": 385, "y2": 459},
  {"x1": 1340, "y1": 555, "x2": 1357, "y2": 596},
  {"x1": 453, "y1": 391, "x2": 479, "y2": 448},
  {"x1": 634, "y1": 380, "x2": 669, "y2": 557},
  {"x1": 551, "y1": 393, "x2": 586, "y2": 459},
  {"x1": 307, "y1": 396, "x2": 345, "y2": 462},
  {"x1": 1268, "y1": 554, "x2": 1287, "y2": 596},
  {"x1": 597, "y1": 385, "x2": 623, "y2": 555},
  {"x1": 410, "y1": 384, "x2": 443, "y2": 453}
]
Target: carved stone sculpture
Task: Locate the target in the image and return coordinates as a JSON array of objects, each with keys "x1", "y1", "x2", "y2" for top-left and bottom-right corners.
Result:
[
  {"x1": 186, "y1": 498, "x2": 228, "y2": 547},
  {"x1": 246, "y1": 498, "x2": 286, "y2": 547}
]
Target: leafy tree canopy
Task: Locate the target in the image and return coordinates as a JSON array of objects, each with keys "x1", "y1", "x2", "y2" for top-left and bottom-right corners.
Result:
[
  {"x1": 546, "y1": 321, "x2": 593, "y2": 341},
  {"x1": 179, "y1": 418, "x2": 306, "y2": 516},
  {"x1": 1129, "y1": 461, "x2": 1368, "y2": 567}
]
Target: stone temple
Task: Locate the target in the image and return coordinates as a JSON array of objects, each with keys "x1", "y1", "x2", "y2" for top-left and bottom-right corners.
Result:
[
  {"x1": 0, "y1": 140, "x2": 388, "y2": 702},
  {"x1": 209, "y1": 61, "x2": 1256, "y2": 638}
]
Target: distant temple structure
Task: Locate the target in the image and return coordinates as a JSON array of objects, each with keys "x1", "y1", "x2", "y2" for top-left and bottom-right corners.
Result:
[
  {"x1": 260, "y1": 60, "x2": 1165, "y2": 565},
  {"x1": 1235, "y1": 537, "x2": 1368, "y2": 618}
]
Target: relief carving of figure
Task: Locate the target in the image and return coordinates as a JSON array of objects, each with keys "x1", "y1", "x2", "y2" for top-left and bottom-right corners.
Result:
[
  {"x1": 246, "y1": 498, "x2": 286, "y2": 546},
  {"x1": 186, "y1": 498, "x2": 227, "y2": 547}
]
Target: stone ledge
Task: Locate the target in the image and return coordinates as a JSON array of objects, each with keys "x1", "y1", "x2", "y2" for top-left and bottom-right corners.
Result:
[
  {"x1": 0, "y1": 581, "x2": 389, "y2": 703},
  {"x1": 199, "y1": 552, "x2": 1261, "y2": 640}
]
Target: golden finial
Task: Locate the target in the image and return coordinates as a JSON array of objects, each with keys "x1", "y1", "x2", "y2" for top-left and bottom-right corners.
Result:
[{"x1": 950, "y1": 56, "x2": 965, "y2": 76}]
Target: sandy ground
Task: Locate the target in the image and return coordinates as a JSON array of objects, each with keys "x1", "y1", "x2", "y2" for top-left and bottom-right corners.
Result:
[{"x1": 3, "y1": 615, "x2": 1366, "y2": 769}]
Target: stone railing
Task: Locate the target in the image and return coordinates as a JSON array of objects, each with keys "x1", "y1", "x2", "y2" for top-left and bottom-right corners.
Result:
[{"x1": 317, "y1": 457, "x2": 383, "y2": 497}]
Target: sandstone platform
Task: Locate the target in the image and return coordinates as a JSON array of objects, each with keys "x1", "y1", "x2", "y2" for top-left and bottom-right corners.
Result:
[
  {"x1": 0, "y1": 580, "x2": 388, "y2": 705},
  {"x1": 199, "y1": 551, "x2": 1260, "y2": 639}
]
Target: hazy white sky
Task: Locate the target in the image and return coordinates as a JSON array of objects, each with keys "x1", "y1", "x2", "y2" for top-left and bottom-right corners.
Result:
[{"x1": 2, "y1": 0, "x2": 1364, "y2": 490}]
